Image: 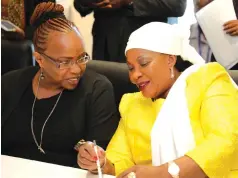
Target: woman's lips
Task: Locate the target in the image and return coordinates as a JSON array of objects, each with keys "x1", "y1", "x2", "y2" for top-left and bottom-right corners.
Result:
[
  {"x1": 137, "y1": 81, "x2": 150, "y2": 91},
  {"x1": 67, "y1": 77, "x2": 80, "y2": 85}
]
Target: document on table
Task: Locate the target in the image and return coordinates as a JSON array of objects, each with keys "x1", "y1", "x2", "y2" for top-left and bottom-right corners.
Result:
[
  {"x1": 196, "y1": 0, "x2": 238, "y2": 69},
  {"x1": 1, "y1": 155, "x2": 115, "y2": 178}
]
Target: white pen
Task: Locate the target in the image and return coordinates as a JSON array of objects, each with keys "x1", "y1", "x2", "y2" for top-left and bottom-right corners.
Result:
[{"x1": 93, "y1": 140, "x2": 103, "y2": 178}]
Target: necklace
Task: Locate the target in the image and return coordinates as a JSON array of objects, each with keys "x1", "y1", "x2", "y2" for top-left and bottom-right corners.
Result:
[{"x1": 31, "y1": 74, "x2": 63, "y2": 154}]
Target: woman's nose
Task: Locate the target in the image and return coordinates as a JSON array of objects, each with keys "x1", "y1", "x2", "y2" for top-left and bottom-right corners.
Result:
[
  {"x1": 130, "y1": 69, "x2": 143, "y2": 81},
  {"x1": 70, "y1": 62, "x2": 83, "y2": 74}
]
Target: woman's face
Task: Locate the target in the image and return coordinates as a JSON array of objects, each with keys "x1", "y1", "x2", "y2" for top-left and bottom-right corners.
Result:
[
  {"x1": 35, "y1": 30, "x2": 87, "y2": 90},
  {"x1": 126, "y1": 48, "x2": 176, "y2": 99}
]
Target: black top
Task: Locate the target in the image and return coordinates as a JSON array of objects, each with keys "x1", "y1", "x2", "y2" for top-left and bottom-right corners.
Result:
[{"x1": 1, "y1": 67, "x2": 119, "y2": 168}]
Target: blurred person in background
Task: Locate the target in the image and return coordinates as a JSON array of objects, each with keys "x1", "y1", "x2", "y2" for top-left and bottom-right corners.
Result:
[
  {"x1": 74, "y1": 0, "x2": 187, "y2": 62},
  {"x1": 190, "y1": 0, "x2": 238, "y2": 69},
  {"x1": 1, "y1": 0, "x2": 56, "y2": 40}
]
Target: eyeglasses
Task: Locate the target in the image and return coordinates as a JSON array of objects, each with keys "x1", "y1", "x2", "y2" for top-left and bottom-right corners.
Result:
[{"x1": 40, "y1": 52, "x2": 91, "y2": 69}]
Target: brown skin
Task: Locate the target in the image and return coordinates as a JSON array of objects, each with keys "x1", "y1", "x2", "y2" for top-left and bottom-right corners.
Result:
[
  {"x1": 126, "y1": 48, "x2": 180, "y2": 99},
  {"x1": 223, "y1": 20, "x2": 238, "y2": 36},
  {"x1": 33, "y1": 30, "x2": 86, "y2": 99}
]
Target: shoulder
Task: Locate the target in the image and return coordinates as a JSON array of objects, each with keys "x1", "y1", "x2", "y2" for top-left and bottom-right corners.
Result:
[
  {"x1": 80, "y1": 69, "x2": 113, "y2": 93},
  {"x1": 195, "y1": 62, "x2": 230, "y2": 82},
  {"x1": 187, "y1": 63, "x2": 237, "y2": 96},
  {"x1": 2, "y1": 66, "x2": 38, "y2": 86}
]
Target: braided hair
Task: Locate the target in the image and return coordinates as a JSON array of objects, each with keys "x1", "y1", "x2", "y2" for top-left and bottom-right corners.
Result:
[{"x1": 30, "y1": 2, "x2": 76, "y2": 52}]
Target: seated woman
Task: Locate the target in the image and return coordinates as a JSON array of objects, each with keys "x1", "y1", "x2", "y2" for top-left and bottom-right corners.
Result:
[
  {"x1": 77, "y1": 22, "x2": 238, "y2": 178},
  {"x1": 1, "y1": 2, "x2": 119, "y2": 168}
]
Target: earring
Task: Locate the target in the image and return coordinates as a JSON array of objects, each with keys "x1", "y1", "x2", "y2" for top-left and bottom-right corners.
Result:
[
  {"x1": 40, "y1": 70, "x2": 45, "y2": 80},
  {"x1": 170, "y1": 68, "x2": 174, "y2": 79}
]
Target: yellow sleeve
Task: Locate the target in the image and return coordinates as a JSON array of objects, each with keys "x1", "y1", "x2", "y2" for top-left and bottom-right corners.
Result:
[
  {"x1": 106, "y1": 94, "x2": 135, "y2": 176},
  {"x1": 186, "y1": 64, "x2": 238, "y2": 178}
]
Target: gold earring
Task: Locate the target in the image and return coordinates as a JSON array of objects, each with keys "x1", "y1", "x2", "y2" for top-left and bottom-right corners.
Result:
[{"x1": 170, "y1": 68, "x2": 174, "y2": 79}]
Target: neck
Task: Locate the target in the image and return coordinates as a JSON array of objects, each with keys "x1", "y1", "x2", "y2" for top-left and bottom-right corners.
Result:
[
  {"x1": 156, "y1": 70, "x2": 181, "y2": 100},
  {"x1": 33, "y1": 71, "x2": 63, "y2": 99}
]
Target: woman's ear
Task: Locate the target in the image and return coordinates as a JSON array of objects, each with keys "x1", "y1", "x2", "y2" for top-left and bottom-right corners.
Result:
[
  {"x1": 33, "y1": 52, "x2": 44, "y2": 67},
  {"x1": 167, "y1": 55, "x2": 177, "y2": 68}
]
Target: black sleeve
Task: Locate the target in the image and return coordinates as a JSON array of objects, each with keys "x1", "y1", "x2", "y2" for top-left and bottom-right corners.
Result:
[
  {"x1": 1, "y1": 70, "x2": 20, "y2": 125},
  {"x1": 133, "y1": 0, "x2": 187, "y2": 17},
  {"x1": 85, "y1": 76, "x2": 120, "y2": 150},
  {"x1": 74, "y1": 0, "x2": 93, "y2": 17},
  {"x1": 1, "y1": 70, "x2": 18, "y2": 111}
]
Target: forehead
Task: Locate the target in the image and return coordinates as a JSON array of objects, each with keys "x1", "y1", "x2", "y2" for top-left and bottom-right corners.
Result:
[
  {"x1": 126, "y1": 49, "x2": 160, "y2": 61},
  {"x1": 45, "y1": 30, "x2": 85, "y2": 57}
]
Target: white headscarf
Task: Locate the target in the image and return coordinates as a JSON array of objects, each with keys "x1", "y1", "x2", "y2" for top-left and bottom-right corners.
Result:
[{"x1": 125, "y1": 22, "x2": 205, "y2": 65}]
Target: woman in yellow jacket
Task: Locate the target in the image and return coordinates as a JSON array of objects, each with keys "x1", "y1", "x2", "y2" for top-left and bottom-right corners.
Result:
[{"x1": 76, "y1": 22, "x2": 238, "y2": 178}]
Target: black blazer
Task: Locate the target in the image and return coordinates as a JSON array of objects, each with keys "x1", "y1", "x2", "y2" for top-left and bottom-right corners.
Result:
[{"x1": 2, "y1": 67, "x2": 119, "y2": 149}]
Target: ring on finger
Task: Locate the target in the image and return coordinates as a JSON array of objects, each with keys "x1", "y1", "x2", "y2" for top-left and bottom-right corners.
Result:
[{"x1": 127, "y1": 172, "x2": 136, "y2": 178}]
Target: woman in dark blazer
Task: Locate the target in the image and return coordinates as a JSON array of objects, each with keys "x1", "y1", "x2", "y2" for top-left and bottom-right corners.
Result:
[{"x1": 2, "y1": 2, "x2": 119, "y2": 168}]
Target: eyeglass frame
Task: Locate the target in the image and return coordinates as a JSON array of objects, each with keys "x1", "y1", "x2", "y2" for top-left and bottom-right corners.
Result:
[{"x1": 39, "y1": 52, "x2": 91, "y2": 69}]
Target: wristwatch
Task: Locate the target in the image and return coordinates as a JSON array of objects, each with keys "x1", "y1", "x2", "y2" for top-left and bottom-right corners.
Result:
[{"x1": 168, "y1": 161, "x2": 180, "y2": 178}]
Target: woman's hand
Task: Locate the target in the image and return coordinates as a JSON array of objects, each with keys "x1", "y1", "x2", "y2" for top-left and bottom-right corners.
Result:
[
  {"x1": 77, "y1": 141, "x2": 106, "y2": 171},
  {"x1": 117, "y1": 165, "x2": 163, "y2": 178},
  {"x1": 223, "y1": 20, "x2": 238, "y2": 36}
]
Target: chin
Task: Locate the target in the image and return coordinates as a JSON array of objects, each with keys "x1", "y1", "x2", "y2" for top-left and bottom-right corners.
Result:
[
  {"x1": 141, "y1": 90, "x2": 157, "y2": 99},
  {"x1": 62, "y1": 84, "x2": 78, "y2": 90}
]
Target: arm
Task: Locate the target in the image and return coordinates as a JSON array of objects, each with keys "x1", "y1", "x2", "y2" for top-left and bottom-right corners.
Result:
[
  {"x1": 74, "y1": 0, "x2": 94, "y2": 17},
  {"x1": 85, "y1": 77, "x2": 119, "y2": 150},
  {"x1": 104, "y1": 94, "x2": 135, "y2": 176},
  {"x1": 105, "y1": 117, "x2": 135, "y2": 175},
  {"x1": 170, "y1": 69, "x2": 238, "y2": 178},
  {"x1": 184, "y1": 72, "x2": 238, "y2": 177},
  {"x1": 132, "y1": 0, "x2": 186, "y2": 17},
  {"x1": 78, "y1": 93, "x2": 134, "y2": 175}
]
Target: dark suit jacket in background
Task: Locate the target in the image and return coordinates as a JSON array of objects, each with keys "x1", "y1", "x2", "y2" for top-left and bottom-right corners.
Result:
[{"x1": 74, "y1": 0, "x2": 187, "y2": 62}]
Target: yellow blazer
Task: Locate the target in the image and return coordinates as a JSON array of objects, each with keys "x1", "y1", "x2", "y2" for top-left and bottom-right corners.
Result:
[{"x1": 106, "y1": 63, "x2": 238, "y2": 177}]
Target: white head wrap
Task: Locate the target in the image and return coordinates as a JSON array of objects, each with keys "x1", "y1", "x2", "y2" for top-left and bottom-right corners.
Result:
[{"x1": 125, "y1": 22, "x2": 205, "y2": 65}]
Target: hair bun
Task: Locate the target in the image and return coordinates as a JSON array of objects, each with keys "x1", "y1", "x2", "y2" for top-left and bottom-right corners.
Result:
[{"x1": 30, "y1": 2, "x2": 65, "y2": 26}]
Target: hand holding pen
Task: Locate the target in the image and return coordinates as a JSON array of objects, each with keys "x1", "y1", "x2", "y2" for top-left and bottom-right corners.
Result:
[
  {"x1": 76, "y1": 140, "x2": 106, "y2": 174},
  {"x1": 93, "y1": 140, "x2": 103, "y2": 178}
]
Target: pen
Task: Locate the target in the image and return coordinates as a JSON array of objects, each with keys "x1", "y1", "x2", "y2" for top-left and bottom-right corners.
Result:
[{"x1": 93, "y1": 140, "x2": 103, "y2": 178}]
